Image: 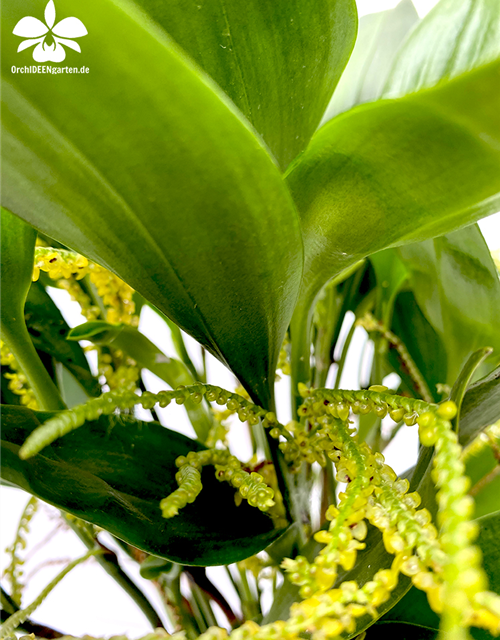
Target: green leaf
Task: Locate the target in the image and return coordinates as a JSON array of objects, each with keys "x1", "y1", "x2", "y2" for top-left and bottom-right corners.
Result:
[
  {"x1": 322, "y1": 0, "x2": 419, "y2": 123},
  {"x1": 288, "y1": 59, "x2": 500, "y2": 385},
  {"x1": 367, "y1": 621, "x2": 439, "y2": 640},
  {"x1": 387, "y1": 291, "x2": 448, "y2": 403},
  {"x1": 68, "y1": 321, "x2": 213, "y2": 441},
  {"x1": 379, "y1": 510, "x2": 500, "y2": 640},
  {"x1": 398, "y1": 226, "x2": 500, "y2": 383},
  {"x1": 1, "y1": 404, "x2": 285, "y2": 566},
  {"x1": 1, "y1": 0, "x2": 303, "y2": 410},
  {"x1": 25, "y1": 282, "x2": 100, "y2": 398},
  {"x1": 289, "y1": 59, "x2": 500, "y2": 314},
  {"x1": 450, "y1": 347, "x2": 494, "y2": 430},
  {"x1": 385, "y1": 0, "x2": 500, "y2": 98},
  {"x1": 137, "y1": 0, "x2": 357, "y2": 169},
  {"x1": 458, "y1": 365, "x2": 500, "y2": 447}
]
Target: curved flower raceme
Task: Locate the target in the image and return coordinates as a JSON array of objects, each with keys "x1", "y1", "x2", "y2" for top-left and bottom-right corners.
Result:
[
  {"x1": 19, "y1": 383, "x2": 500, "y2": 640},
  {"x1": 13, "y1": 0, "x2": 87, "y2": 63}
]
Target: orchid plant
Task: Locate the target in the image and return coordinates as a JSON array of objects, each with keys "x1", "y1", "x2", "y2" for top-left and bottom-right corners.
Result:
[{"x1": 1, "y1": 0, "x2": 500, "y2": 639}]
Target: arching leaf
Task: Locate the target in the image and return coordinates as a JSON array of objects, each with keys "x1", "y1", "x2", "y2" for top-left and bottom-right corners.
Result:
[
  {"x1": 2, "y1": 0, "x2": 303, "y2": 409},
  {"x1": 1, "y1": 404, "x2": 286, "y2": 565},
  {"x1": 136, "y1": 0, "x2": 357, "y2": 169}
]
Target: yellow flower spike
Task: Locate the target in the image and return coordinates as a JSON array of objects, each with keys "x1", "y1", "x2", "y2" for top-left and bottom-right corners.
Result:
[{"x1": 427, "y1": 585, "x2": 445, "y2": 613}]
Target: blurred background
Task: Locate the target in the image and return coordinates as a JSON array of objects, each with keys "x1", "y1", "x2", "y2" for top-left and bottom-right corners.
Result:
[{"x1": 2, "y1": 0, "x2": 499, "y2": 634}]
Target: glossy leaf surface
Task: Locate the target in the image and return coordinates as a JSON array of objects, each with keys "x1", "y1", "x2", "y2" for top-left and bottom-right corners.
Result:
[
  {"x1": 68, "y1": 321, "x2": 212, "y2": 440},
  {"x1": 1, "y1": 0, "x2": 303, "y2": 409},
  {"x1": 288, "y1": 59, "x2": 500, "y2": 321},
  {"x1": 385, "y1": 0, "x2": 500, "y2": 98},
  {"x1": 1, "y1": 405, "x2": 284, "y2": 565},
  {"x1": 398, "y1": 226, "x2": 500, "y2": 383},
  {"x1": 137, "y1": 0, "x2": 357, "y2": 169},
  {"x1": 322, "y1": 0, "x2": 418, "y2": 123}
]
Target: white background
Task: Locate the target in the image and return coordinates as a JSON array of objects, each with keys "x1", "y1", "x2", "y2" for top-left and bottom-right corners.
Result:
[{"x1": 2, "y1": 0, "x2": 500, "y2": 635}]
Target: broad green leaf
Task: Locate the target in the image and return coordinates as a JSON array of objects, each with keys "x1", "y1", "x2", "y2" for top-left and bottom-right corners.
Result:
[
  {"x1": 288, "y1": 59, "x2": 500, "y2": 385},
  {"x1": 137, "y1": 0, "x2": 358, "y2": 169},
  {"x1": 68, "y1": 321, "x2": 213, "y2": 441},
  {"x1": 25, "y1": 282, "x2": 100, "y2": 398},
  {"x1": 1, "y1": 405, "x2": 285, "y2": 566},
  {"x1": 398, "y1": 226, "x2": 500, "y2": 383},
  {"x1": 385, "y1": 0, "x2": 500, "y2": 98},
  {"x1": 0, "y1": 209, "x2": 64, "y2": 411},
  {"x1": 322, "y1": 0, "x2": 419, "y2": 123},
  {"x1": 459, "y1": 366, "x2": 500, "y2": 448},
  {"x1": 379, "y1": 510, "x2": 500, "y2": 640},
  {"x1": 366, "y1": 622, "x2": 438, "y2": 639},
  {"x1": 1, "y1": 0, "x2": 303, "y2": 410}
]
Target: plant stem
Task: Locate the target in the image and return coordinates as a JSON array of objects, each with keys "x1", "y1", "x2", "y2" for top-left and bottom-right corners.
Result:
[
  {"x1": 64, "y1": 516, "x2": 164, "y2": 629},
  {"x1": 0, "y1": 585, "x2": 63, "y2": 638},
  {"x1": 2, "y1": 322, "x2": 65, "y2": 411},
  {"x1": 333, "y1": 318, "x2": 357, "y2": 389}
]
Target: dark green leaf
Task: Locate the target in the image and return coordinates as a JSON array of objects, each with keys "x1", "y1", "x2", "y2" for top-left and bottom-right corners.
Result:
[
  {"x1": 398, "y1": 226, "x2": 500, "y2": 383},
  {"x1": 323, "y1": 0, "x2": 419, "y2": 123},
  {"x1": 385, "y1": 0, "x2": 500, "y2": 97},
  {"x1": 459, "y1": 365, "x2": 500, "y2": 447},
  {"x1": 25, "y1": 282, "x2": 100, "y2": 398},
  {"x1": 68, "y1": 321, "x2": 212, "y2": 441},
  {"x1": 138, "y1": 0, "x2": 357, "y2": 169},
  {"x1": 1, "y1": 0, "x2": 303, "y2": 409},
  {"x1": 380, "y1": 510, "x2": 500, "y2": 640},
  {"x1": 1, "y1": 405, "x2": 285, "y2": 566}
]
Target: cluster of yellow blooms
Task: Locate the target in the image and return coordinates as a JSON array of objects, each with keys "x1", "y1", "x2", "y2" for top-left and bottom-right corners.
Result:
[
  {"x1": 15, "y1": 382, "x2": 500, "y2": 640},
  {"x1": 1, "y1": 246, "x2": 143, "y2": 410},
  {"x1": 32, "y1": 247, "x2": 138, "y2": 326}
]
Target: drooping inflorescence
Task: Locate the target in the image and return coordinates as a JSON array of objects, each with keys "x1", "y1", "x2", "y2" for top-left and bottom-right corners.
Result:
[
  {"x1": 16, "y1": 381, "x2": 500, "y2": 640},
  {"x1": 3, "y1": 496, "x2": 38, "y2": 606},
  {"x1": 160, "y1": 449, "x2": 275, "y2": 518}
]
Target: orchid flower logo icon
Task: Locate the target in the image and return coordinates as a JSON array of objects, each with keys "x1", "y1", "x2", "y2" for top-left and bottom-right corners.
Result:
[{"x1": 13, "y1": 1, "x2": 87, "y2": 63}]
